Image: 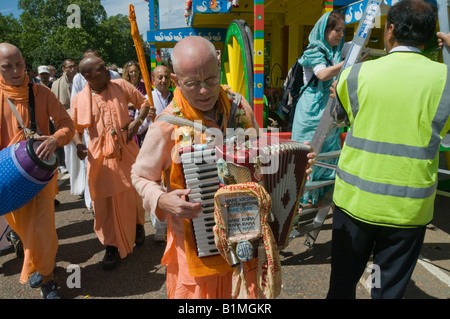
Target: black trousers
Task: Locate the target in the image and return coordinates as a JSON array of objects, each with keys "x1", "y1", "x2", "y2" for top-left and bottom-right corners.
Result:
[{"x1": 327, "y1": 206, "x2": 426, "y2": 299}]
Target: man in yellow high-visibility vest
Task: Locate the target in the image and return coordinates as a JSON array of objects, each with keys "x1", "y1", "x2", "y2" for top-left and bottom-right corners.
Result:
[{"x1": 327, "y1": 0, "x2": 450, "y2": 299}]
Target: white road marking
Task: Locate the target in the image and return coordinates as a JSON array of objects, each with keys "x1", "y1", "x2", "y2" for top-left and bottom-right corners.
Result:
[{"x1": 417, "y1": 255, "x2": 450, "y2": 288}]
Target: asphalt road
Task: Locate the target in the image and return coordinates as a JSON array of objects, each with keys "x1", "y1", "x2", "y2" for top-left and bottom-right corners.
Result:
[{"x1": 0, "y1": 172, "x2": 449, "y2": 300}]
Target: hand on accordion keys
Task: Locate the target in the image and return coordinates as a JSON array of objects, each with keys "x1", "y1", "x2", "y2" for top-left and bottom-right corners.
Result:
[{"x1": 158, "y1": 188, "x2": 202, "y2": 219}]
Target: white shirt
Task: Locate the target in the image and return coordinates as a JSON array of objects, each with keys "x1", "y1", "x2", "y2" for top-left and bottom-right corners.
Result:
[
  {"x1": 135, "y1": 88, "x2": 172, "y2": 135},
  {"x1": 388, "y1": 45, "x2": 421, "y2": 53},
  {"x1": 303, "y1": 57, "x2": 338, "y2": 86}
]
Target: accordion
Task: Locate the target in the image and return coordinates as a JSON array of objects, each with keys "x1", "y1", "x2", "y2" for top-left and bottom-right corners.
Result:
[
  {"x1": 179, "y1": 137, "x2": 311, "y2": 257},
  {"x1": 180, "y1": 146, "x2": 221, "y2": 257}
]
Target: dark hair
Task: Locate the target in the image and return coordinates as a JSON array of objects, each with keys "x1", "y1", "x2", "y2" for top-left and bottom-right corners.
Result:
[
  {"x1": 62, "y1": 58, "x2": 76, "y2": 67},
  {"x1": 325, "y1": 11, "x2": 345, "y2": 34},
  {"x1": 83, "y1": 47, "x2": 100, "y2": 59},
  {"x1": 387, "y1": 0, "x2": 437, "y2": 46}
]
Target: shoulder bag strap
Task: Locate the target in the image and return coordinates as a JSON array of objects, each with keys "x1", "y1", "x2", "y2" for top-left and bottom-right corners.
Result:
[{"x1": 28, "y1": 83, "x2": 37, "y2": 133}]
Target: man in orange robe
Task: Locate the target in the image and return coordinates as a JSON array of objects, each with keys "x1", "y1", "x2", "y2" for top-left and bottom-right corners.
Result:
[
  {"x1": 71, "y1": 56, "x2": 153, "y2": 270},
  {"x1": 131, "y1": 36, "x2": 315, "y2": 298},
  {"x1": 0, "y1": 43, "x2": 75, "y2": 299}
]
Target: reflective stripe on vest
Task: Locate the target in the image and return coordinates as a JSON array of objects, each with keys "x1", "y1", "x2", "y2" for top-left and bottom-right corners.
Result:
[
  {"x1": 334, "y1": 54, "x2": 450, "y2": 226},
  {"x1": 345, "y1": 64, "x2": 450, "y2": 161},
  {"x1": 336, "y1": 167, "x2": 437, "y2": 199}
]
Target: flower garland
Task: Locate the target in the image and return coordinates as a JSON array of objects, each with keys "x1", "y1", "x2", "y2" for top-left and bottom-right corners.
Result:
[
  {"x1": 154, "y1": 0, "x2": 158, "y2": 29},
  {"x1": 172, "y1": 99, "x2": 183, "y2": 117},
  {"x1": 173, "y1": 86, "x2": 249, "y2": 129},
  {"x1": 184, "y1": 0, "x2": 193, "y2": 23},
  {"x1": 222, "y1": 85, "x2": 250, "y2": 129}
]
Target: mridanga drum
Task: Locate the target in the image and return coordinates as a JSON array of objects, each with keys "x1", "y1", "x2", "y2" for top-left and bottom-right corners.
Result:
[{"x1": 0, "y1": 138, "x2": 59, "y2": 216}]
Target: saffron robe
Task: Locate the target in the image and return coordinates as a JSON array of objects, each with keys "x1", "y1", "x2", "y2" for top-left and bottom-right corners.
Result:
[
  {"x1": 71, "y1": 79, "x2": 150, "y2": 258},
  {"x1": 131, "y1": 88, "x2": 260, "y2": 298},
  {"x1": 0, "y1": 75, "x2": 75, "y2": 283}
]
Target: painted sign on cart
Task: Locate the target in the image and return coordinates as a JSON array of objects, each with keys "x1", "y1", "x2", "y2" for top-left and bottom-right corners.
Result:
[
  {"x1": 148, "y1": 27, "x2": 226, "y2": 42},
  {"x1": 340, "y1": 0, "x2": 400, "y2": 24},
  {"x1": 192, "y1": 0, "x2": 234, "y2": 14}
]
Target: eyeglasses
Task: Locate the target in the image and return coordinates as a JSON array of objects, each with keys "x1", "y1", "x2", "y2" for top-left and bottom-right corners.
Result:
[
  {"x1": 64, "y1": 65, "x2": 76, "y2": 69},
  {"x1": 180, "y1": 76, "x2": 220, "y2": 90}
]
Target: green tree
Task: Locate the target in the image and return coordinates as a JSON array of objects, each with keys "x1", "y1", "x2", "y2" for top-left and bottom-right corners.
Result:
[
  {"x1": 0, "y1": 0, "x2": 148, "y2": 71},
  {"x1": 96, "y1": 14, "x2": 137, "y2": 67},
  {"x1": 0, "y1": 13, "x2": 23, "y2": 46},
  {"x1": 17, "y1": 0, "x2": 108, "y2": 67}
]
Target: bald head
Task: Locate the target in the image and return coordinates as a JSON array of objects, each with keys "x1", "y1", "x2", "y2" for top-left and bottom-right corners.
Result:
[
  {"x1": 152, "y1": 64, "x2": 171, "y2": 95},
  {"x1": 171, "y1": 36, "x2": 218, "y2": 76},
  {"x1": 78, "y1": 56, "x2": 111, "y2": 92},
  {"x1": 78, "y1": 56, "x2": 102, "y2": 76},
  {"x1": 170, "y1": 36, "x2": 221, "y2": 112},
  {"x1": 0, "y1": 43, "x2": 22, "y2": 58},
  {"x1": 152, "y1": 64, "x2": 170, "y2": 75},
  {"x1": 0, "y1": 43, "x2": 26, "y2": 86}
]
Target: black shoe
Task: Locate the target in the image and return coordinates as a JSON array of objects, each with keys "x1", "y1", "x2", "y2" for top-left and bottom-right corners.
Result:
[
  {"x1": 135, "y1": 224, "x2": 145, "y2": 246},
  {"x1": 40, "y1": 281, "x2": 60, "y2": 299},
  {"x1": 6, "y1": 231, "x2": 23, "y2": 258},
  {"x1": 29, "y1": 271, "x2": 43, "y2": 288},
  {"x1": 102, "y1": 246, "x2": 119, "y2": 270}
]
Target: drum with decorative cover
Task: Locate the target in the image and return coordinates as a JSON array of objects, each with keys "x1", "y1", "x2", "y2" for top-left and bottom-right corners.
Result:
[{"x1": 0, "y1": 138, "x2": 58, "y2": 216}]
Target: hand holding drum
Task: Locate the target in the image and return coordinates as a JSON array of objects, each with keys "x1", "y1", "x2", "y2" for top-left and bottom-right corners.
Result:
[
  {"x1": 0, "y1": 138, "x2": 59, "y2": 216},
  {"x1": 33, "y1": 135, "x2": 58, "y2": 162}
]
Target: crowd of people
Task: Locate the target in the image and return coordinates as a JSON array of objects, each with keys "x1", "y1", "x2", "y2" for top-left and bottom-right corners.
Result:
[
  {"x1": 0, "y1": 45, "x2": 174, "y2": 298},
  {"x1": 0, "y1": 0, "x2": 449, "y2": 300}
]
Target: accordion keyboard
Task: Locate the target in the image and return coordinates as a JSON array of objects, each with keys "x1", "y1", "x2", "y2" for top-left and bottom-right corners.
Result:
[{"x1": 180, "y1": 147, "x2": 220, "y2": 257}]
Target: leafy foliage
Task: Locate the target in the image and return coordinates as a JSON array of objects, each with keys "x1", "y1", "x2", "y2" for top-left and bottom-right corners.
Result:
[{"x1": 0, "y1": 0, "x2": 149, "y2": 73}]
